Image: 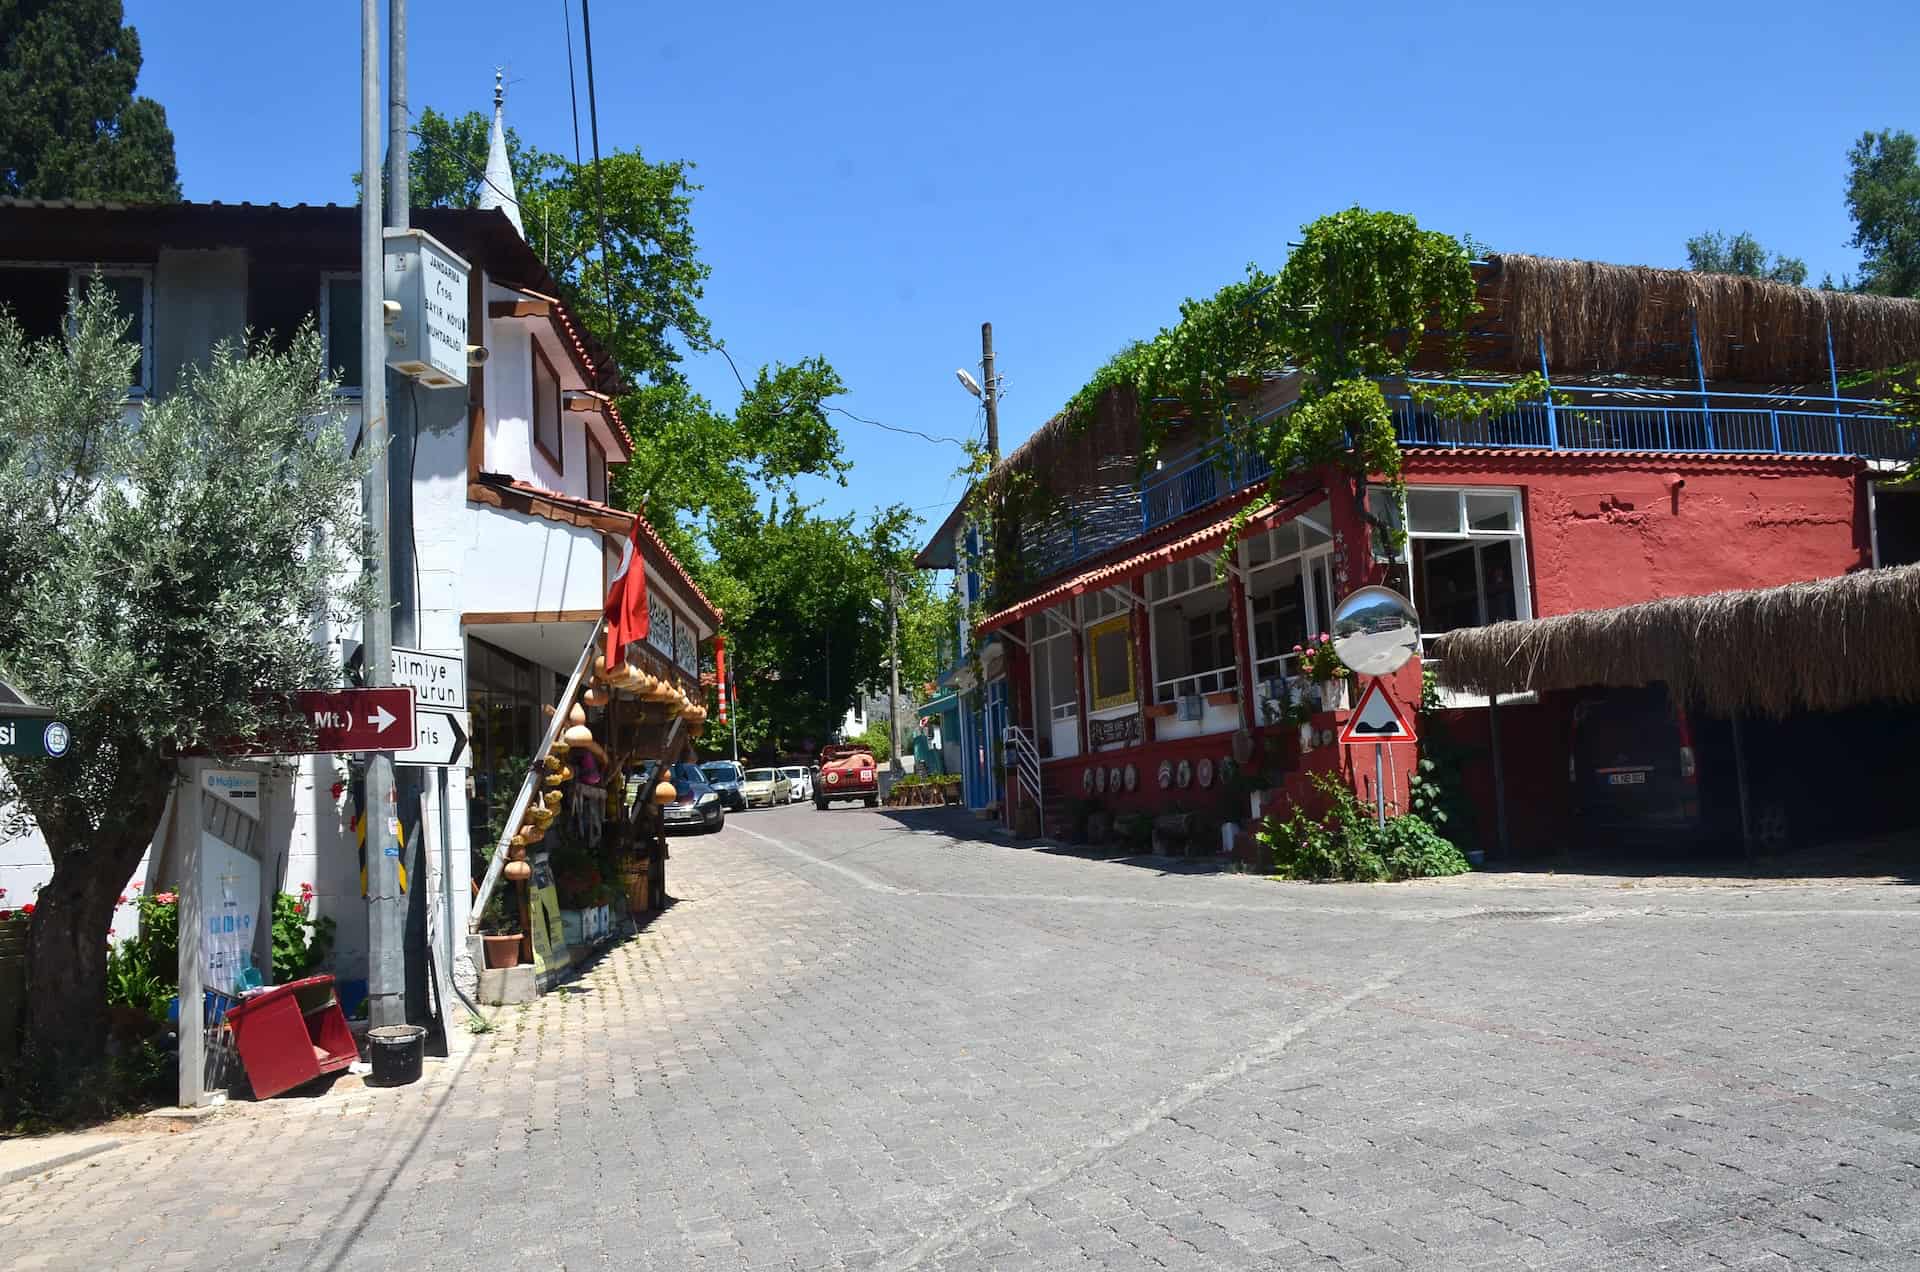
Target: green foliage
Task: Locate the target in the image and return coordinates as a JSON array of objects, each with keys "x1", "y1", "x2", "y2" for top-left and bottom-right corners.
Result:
[
  {"x1": 2, "y1": 1036, "x2": 174, "y2": 1132},
  {"x1": 852, "y1": 720, "x2": 892, "y2": 762},
  {"x1": 1684, "y1": 230, "x2": 1809, "y2": 285},
  {"x1": 270, "y1": 888, "x2": 336, "y2": 983},
  {"x1": 0, "y1": 284, "x2": 367, "y2": 1065},
  {"x1": 1406, "y1": 668, "x2": 1477, "y2": 847},
  {"x1": 0, "y1": 0, "x2": 180, "y2": 200},
  {"x1": 1115, "y1": 811, "x2": 1155, "y2": 849},
  {"x1": 1845, "y1": 129, "x2": 1920, "y2": 298},
  {"x1": 1258, "y1": 774, "x2": 1468, "y2": 882}
]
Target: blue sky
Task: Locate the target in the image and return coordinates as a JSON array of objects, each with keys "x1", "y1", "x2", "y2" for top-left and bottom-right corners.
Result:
[{"x1": 130, "y1": 0, "x2": 1917, "y2": 542}]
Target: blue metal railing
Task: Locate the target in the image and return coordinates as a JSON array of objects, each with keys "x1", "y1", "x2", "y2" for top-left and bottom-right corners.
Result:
[{"x1": 1133, "y1": 382, "x2": 1910, "y2": 531}]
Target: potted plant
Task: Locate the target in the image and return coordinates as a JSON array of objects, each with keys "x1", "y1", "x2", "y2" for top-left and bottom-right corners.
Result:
[
  {"x1": 477, "y1": 889, "x2": 523, "y2": 969},
  {"x1": 1296, "y1": 635, "x2": 1352, "y2": 711}
]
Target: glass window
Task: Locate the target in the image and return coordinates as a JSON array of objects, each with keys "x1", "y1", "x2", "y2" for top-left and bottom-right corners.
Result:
[
  {"x1": 322, "y1": 275, "x2": 363, "y2": 390},
  {"x1": 1245, "y1": 505, "x2": 1336, "y2": 682},
  {"x1": 587, "y1": 437, "x2": 607, "y2": 503},
  {"x1": 1086, "y1": 614, "x2": 1134, "y2": 711},
  {"x1": 1403, "y1": 487, "x2": 1528, "y2": 653},
  {"x1": 67, "y1": 270, "x2": 149, "y2": 392},
  {"x1": 1151, "y1": 584, "x2": 1236, "y2": 700},
  {"x1": 0, "y1": 266, "x2": 70, "y2": 343},
  {"x1": 1407, "y1": 488, "x2": 1462, "y2": 534},
  {"x1": 532, "y1": 344, "x2": 562, "y2": 469}
]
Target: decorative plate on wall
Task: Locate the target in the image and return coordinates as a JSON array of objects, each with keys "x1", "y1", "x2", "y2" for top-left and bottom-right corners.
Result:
[
  {"x1": 1176, "y1": 759, "x2": 1193, "y2": 789},
  {"x1": 1196, "y1": 757, "x2": 1214, "y2": 789},
  {"x1": 1095, "y1": 766, "x2": 1108, "y2": 793},
  {"x1": 1109, "y1": 767, "x2": 1124, "y2": 795},
  {"x1": 1157, "y1": 760, "x2": 1174, "y2": 789},
  {"x1": 1082, "y1": 767, "x2": 1095, "y2": 794},
  {"x1": 1124, "y1": 763, "x2": 1138, "y2": 792}
]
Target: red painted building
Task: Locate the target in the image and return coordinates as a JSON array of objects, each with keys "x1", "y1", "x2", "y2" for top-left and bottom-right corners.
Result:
[{"x1": 918, "y1": 254, "x2": 1918, "y2": 857}]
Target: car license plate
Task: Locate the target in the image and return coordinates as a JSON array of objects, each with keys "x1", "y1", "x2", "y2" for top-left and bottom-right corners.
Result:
[
  {"x1": 665, "y1": 807, "x2": 695, "y2": 820},
  {"x1": 1607, "y1": 771, "x2": 1647, "y2": 786}
]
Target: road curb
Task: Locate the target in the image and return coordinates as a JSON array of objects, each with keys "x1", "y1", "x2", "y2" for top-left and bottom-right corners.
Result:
[{"x1": 0, "y1": 1134, "x2": 123, "y2": 1186}]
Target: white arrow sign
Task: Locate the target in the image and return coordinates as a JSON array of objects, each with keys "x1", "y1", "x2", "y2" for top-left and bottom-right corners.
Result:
[
  {"x1": 395, "y1": 710, "x2": 470, "y2": 768},
  {"x1": 370, "y1": 704, "x2": 399, "y2": 734}
]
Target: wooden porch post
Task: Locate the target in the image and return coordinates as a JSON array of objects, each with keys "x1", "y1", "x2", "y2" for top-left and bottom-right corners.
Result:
[
  {"x1": 1227, "y1": 563, "x2": 1256, "y2": 735},
  {"x1": 1131, "y1": 578, "x2": 1154, "y2": 744},
  {"x1": 1071, "y1": 607, "x2": 1090, "y2": 758}
]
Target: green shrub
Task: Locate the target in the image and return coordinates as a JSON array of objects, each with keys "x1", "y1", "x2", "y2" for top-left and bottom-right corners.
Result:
[{"x1": 1257, "y1": 774, "x2": 1469, "y2": 882}]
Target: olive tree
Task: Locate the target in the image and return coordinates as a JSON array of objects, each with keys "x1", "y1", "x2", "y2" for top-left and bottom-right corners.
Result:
[{"x1": 0, "y1": 284, "x2": 368, "y2": 1067}]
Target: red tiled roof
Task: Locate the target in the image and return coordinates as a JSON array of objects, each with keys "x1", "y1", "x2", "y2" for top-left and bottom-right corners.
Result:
[
  {"x1": 975, "y1": 502, "x2": 1287, "y2": 634},
  {"x1": 471, "y1": 473, "x2": 720, "y2": 623}
]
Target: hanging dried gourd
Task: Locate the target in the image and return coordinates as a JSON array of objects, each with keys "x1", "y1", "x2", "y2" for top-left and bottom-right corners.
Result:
[
  {"x1": 582, "y1": 687, "x2": 609, "y2": 708},
  {"x1": 504, "y1": 859, "x2": 532, "y2": 882},
  {"x1": 562, "y1": 722, "x2": 595, "y2": 746},
  {"x1": 542, "y1": 789, "x2": 564, "y2": 812},
  {"x1": 568, "y1": 703, "x2": 587, "y2": 727},
  {"x1": 507, "y1": 841, "x2": 528, "y2": 862},
  {"x1": 653, "y1": 779, "x2": 677, "y2": 805},
  {"x1": 543, "y1": 770, "x2": 566, "y2": 788},
  {"x1": 542, "y1": 754, "x2": 563, "y2": 773}
]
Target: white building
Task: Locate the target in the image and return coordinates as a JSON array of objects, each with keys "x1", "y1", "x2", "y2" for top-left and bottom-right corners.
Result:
[{"x1": 0, "y1": 87, "x2": 718, "y2": 997}]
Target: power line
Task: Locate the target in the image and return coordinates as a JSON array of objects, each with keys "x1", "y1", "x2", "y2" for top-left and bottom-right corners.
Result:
[
  {"x1": 559, "y1": 0, "x2": 583, "y2": 171},
  {"x1": 698, "y1": 338, "x2": 971, "y2": 449},
  {"x1": 578, "y1": 0, "x2": 617, "y2": 339}
]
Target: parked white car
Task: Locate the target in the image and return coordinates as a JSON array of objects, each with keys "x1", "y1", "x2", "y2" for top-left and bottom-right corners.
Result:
[
  {"x1": 781, "y1": 766, "x2": 813, "y2": 802},
  {"x1": 740, "y1": 767, "x2": 792, "y2": 809}
]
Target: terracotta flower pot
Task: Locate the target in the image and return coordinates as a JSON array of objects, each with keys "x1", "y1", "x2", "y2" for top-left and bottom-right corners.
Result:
[{"x1": 483, "y1": 934, "x2": 523, "y2": 969}]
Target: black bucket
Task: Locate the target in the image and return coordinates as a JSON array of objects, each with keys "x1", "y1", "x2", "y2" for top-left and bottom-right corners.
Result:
[{"x1": 366, "y1": 1024, "x2": 427, "y2": 1086}]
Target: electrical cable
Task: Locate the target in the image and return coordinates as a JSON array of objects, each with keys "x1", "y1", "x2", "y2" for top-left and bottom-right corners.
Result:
[
  {"x1": 578, "y1": 0, "x2": 618, "y2": 340},
  {"x1": 560, "y1": 0, "x2": 584, "y2": 172},
  {"x1": 699, "y1": 335, "x2": 971, "y2": 449}
]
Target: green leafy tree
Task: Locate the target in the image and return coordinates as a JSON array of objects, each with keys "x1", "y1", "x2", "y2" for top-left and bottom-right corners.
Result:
[
  {"x1": 1684, "y1": 230, "x2": 1808, "y2": 285},
  {"x1": 1845, "y1": 129, "x2": 1920, "y2": 297},
  {"x1": 404, "y1": 107, "x2": 849, "y2": 535},
  {"x1": 0, "y1": 285, "x2": 367, "y2": 1067},
  {"x1": 0, "y1": 0, "x2": 179, "y2": 200}
]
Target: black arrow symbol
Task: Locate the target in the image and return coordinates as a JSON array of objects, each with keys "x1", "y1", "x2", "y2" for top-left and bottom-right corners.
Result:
[{"x1": 446, "y1": 712, "x2": 467, "y2": 767}]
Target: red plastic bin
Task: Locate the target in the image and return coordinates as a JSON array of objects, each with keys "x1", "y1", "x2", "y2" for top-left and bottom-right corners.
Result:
[{"x1": 222, "y1": 975, "x2": 357, "y2": 1099}]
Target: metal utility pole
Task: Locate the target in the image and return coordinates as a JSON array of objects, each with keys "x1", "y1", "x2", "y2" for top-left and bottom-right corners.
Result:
[
  {"x1": 887, "y1": 570, "x2": 903, "y2": 778},
  {"x1": 384, "y1": 0, "x2": 431, "y2": 1026},
  {"x1": 981, "y1": 321, "x2": 1000, "y2": 462},
  {"x1": 360, "y1": 0, "x2": 403, "y2": 1032}
]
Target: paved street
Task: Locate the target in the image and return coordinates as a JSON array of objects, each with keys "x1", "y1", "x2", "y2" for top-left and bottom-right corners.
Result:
[{"x1": 5, "y1": 805, "x2": 1920, "y2": 1270}]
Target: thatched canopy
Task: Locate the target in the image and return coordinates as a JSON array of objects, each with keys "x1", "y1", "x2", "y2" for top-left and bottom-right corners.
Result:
[
  {"x1": 1430, "y1": 566, "x2": 1920, "y2": 717},
  {"x1": 1471, "y1": 255, "x2": 1920, "y2": 383}
]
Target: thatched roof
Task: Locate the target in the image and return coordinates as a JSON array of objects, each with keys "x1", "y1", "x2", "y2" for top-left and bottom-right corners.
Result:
[
  {"x1": 1430, "y1": 566, "x2": 1920, "y2": 717},
  {"x1": 1478, "y1": 254, "x2": 1920, "y2": 383}
]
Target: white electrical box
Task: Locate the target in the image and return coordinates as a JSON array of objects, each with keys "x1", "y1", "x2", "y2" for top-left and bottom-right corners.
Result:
[{"x1": 382, "y1": 229, "x2": 471, "y2": 389}]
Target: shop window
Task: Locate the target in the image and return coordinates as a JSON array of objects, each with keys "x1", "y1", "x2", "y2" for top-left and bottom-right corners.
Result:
[
  {"x1": 1400, "y1": 487, "x2": 1529, "y2": 652},
  {"x1": 319, "y1": 274, "x2": 363, "y2": 391},
  {"x1": 466, "y1": 636, "x2": 541, "y2": 856},
  {"x1": 532, "y1": 343, "x2": 563, "y2": 471},
  {"x1": 2, "y1": 266, "x2": 151, "y2": 392},
  {"x1": 1149, "y1": 563, "x2": 1237, "y2": 702},
  {"x1": 1086, "y1": 614, "x2": 1135, "y2": 711},
  {"x1": 1245, "y1": 504, "x2": 1335, "y2": 685},
  {"x1": 588, "y1": 436, "x2": 607, "y2": 504},
  {"x1": 1029, "y1": 614, "x2": 1078, "y2": 728}
]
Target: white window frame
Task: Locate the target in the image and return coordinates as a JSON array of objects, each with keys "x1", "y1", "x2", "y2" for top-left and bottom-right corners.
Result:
[
  {"x1": 318, "y1": 271, "x2": 362, "y2": 398},
  {"x1": 18, "y1": 263, "x2": 156, "y2": 398},
  {"x1": 1399, "y1": 485, "x2": 1532, "y2": 655},
  {"x1": 1243, "y1": 512, "x2": 1337, "y2": 688},
  {"x1": 1145, "y1": 553, "x2": 1239, "y2": 703},
  {"x1": 1027, "y1": 613, "x2": 1079, "y2": 726}
]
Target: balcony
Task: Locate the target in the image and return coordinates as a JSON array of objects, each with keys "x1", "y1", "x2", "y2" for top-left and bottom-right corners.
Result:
[{"x1": 1134, "y1": 382, "x2": 1911, "y2": 532}]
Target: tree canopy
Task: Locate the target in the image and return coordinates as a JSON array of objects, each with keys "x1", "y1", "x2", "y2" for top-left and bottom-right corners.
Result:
[
  {"x1": 1846, "y1": 129, "x2": 1920, "y2": 298},
  {"x1": 1685, "y1": 230, "x2": 1808, "y2": 285},
  {"x1": 0, "y1": 285, "x2": 367, "y2": 1067},
  {"x1": 0, "y1": 0, "x2": 179, "y2": 200}
]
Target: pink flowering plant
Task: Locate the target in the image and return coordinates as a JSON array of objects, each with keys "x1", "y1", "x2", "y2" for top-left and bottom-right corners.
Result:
[{"x1": 1294, "y1": 633, "x2": 1350, "y2": 682}]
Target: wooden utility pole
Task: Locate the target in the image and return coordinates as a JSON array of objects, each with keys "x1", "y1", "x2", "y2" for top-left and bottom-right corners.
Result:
[
  {"x1": 888, "y1": 570, "x2": 903, "y2": 777},
  {"x1": 981, "y1": 322, "x2": 999, "y2": 462}
]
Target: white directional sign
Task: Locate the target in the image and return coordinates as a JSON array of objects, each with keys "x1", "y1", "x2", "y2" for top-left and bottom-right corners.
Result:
[
  {"x1": 395, "y1": 710, "x2": 469, "y2": 769},
  {"x1": 391, "y1": 646, "x2": 466, "y2": 710}
]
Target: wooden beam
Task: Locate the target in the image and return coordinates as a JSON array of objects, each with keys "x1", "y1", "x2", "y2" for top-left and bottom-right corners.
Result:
[
  {"x1": 462, "y1": 609, "x2": 601, "y2": 626},
  {"x1": 488, "y1": 298, "x2": 550, "y2": 319},
  {"x1": 564, "y1": 390, "x2": 607, "y2": 413}
]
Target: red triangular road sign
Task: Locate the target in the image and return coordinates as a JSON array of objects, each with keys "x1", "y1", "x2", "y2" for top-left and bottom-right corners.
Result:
[{"x1": 1339, "y1": 678, "x2": 1417, "y2": 745}]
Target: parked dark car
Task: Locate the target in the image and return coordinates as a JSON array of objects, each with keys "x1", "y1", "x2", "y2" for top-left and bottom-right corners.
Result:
[
  {"x1": 699, "y1": 760, "x2": 747, "y2": 811},
  {"x1": 658, "y1": 761, "x2": 726, "y2": 833},
  {"x1": 1570, "y1": 685, "x2": 1706, "y2": 843}
]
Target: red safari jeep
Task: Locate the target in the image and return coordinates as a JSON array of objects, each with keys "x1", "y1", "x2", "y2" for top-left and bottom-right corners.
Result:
[{"x1": 816, "y1": 743, "x2": 879, "y2": 809}]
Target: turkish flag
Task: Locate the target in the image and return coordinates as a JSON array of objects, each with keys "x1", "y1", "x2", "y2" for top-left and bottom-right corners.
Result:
[
  {"x1": 714, "y1": 636, "x2": 728, "y2": 722},
  {"x1": 605, "y1": 517, "x2": 648, "y2": 657}
]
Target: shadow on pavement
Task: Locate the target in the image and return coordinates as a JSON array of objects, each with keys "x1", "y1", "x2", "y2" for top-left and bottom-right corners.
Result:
[
  {"x1": 1488, "y1": 828, "x2": 1920, "y2": 884},
  {"x1": 873, "y1": 805, "x2": 1243, "y2": 877}
]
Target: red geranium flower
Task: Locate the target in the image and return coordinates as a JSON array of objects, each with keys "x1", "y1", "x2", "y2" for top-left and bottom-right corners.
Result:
[
  {"x1": 21, "y1": 903, "x2": 33, "y2": 915},
  {"x1": 155, "y1": 892, "x2": 177, "y2": 905}
]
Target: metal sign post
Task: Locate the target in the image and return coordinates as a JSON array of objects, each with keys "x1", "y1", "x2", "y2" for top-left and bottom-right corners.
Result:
[{"x1": 1331, "y1": 587, "x2": 1423, "y2": 827}]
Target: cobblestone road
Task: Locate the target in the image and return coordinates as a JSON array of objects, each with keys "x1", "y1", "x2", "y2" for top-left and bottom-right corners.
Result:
[{"x1": 4, "y1": 805, "x2": 1919, "y2": 1270}]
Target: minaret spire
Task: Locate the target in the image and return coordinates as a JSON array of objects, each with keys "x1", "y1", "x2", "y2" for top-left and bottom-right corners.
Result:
[{"x1": 477, "y1": 68, "x2": 523, "y2": 236}]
